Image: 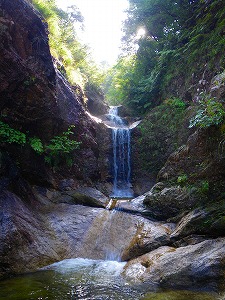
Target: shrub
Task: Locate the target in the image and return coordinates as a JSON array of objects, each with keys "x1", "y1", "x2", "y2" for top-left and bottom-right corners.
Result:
[
  {"x1": 29, "y1": 137, "x2": 44, "y2": 154},
  {"x1": 189, "y1": 97, "x2": 225, "y2": 128},
  {"x1": 0, "y1": 121, "x2": 26, "y2": 145},
  {"x1": 44, "y1": 126, "x2": 81, "y2": 168},
  {"x1": 0, "y1": 121, "x2": 80, "y2": 168}
]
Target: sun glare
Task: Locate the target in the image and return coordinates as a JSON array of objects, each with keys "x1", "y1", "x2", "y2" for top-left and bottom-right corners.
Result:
[
  {"x1": 56, "y1": 0, "x2": 129, "y2": 65},
  {"x1": 136, "y1": 27, "x2": 146, "y2": 39}
]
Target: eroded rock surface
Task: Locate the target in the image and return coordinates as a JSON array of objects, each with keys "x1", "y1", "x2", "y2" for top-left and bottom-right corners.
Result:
[
  {"x1": 123, "y1": 238, "x2": 225, "y2": 290},
  {"x1": 143, "y1": 186, "x2": 193, "y2": 220},
  {"x1": 0, "y1": 190, "x2": 101, "y2": 278},
  {"x1": 0, "y1": 0, "x2": 103, "y2": 187}
]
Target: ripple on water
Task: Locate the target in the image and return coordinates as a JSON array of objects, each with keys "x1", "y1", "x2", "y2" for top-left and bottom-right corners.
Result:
[{"x1": 0, "y1": 258, "x2": 222, "y2": 300}]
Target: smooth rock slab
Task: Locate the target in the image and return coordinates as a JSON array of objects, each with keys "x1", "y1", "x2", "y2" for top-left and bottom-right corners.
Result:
[
  {"x1": 77, "y1": 209, "x2": 175, "y2": 262},
  {"x1": 143, "y1": 186, "x2": 193, "y2": 220},
  {"x1": 123, "y1": 238, "x2": 225, "y2": 290},
  {"x1": 0, "y1": 190, "x2": 101, "y2": 278}
]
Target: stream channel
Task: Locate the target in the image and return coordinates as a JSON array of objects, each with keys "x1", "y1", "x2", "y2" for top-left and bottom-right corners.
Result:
[{"x1": 0, "y1": 107, "x2": 224, "y2": 299}]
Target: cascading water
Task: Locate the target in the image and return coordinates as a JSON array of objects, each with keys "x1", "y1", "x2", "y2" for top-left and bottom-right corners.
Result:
[{"x1": 107, "y1": 106, "x2": 134, "y2": 198}]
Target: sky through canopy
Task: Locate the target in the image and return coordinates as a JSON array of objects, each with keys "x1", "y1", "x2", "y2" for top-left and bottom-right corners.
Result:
[{"x1": 56, "y1": 0, "x2": 129, "y2": 65}]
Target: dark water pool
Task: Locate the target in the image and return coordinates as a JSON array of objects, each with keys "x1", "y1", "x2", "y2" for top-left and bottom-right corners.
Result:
[{"x1": 0, "y1": 258, "x2": 222, "y2": 300}]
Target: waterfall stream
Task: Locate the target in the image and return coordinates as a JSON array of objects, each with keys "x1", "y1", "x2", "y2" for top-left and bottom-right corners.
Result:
[
  {"x1": 0, "y1": 108, "x2": 219, "y2": 300},
  {"x1": 106, "y1": 106, "x2": 134, "y2": 198}
]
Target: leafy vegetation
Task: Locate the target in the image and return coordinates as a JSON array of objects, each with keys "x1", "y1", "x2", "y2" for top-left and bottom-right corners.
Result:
[
  {"x1": 44, "y1": 126, "x2": 81, "y2": 168},
  {"x1": 103, "y1": 0, "x2": 225, "y2": 115},
  {"x1": 0, "y1": 121, "x2": 80, "y2": 168},
  {"x1": 29, "y1": 137, "x2": 44, "y2": 154},
  {"x1": 135, "y1": 98, "x2": 188, "y2": 175},
  {"x1": 30, "y1": 0, "x2": 103, "y2": 92},
  {"x1": 0, "y1": 121, "x2": 26, "y2": 145},
  {"x1": 177, "y1": 174, "x2": 188, "y2": 186},
  {"x1": 189, "y1": 97, "x2": 225, "y2": 128}
]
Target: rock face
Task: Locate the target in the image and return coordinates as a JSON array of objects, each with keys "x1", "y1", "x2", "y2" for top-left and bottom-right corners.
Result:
[
  {"x1": 85, "y1": 83, "x2": 109, "y2": 116},
  {"x1": 123, "y1": 238, "x2": 225, "y2": 290},
  {"x1": 76, "y1": 208, "x2": 174, "y2": 262},
  {"x1": 0, "y1": 189, "x2": 103, "y2": 278},
  {"x1": 143, "y1": 185, "x2": 193, "y2": 221},
  {"x1": 0, "y1": 0, "x2": 102, "y2": 187},
  {"x1": 158, "y1": 127, "x2": 225, "y2": 200},
  {"x1": 0, "y1": 189, "x2": 174, "y2": 278}
]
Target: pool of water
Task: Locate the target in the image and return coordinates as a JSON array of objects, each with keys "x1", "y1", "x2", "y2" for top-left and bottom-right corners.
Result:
[{"x1": 0, "y1": 258, "x2": 222, "y2": 300}]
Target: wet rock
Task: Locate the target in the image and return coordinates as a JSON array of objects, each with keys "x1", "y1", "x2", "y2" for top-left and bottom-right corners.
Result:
[
  {"x1": 64, "y1": 187, "x2": 109, "y2": 208},
  {"x1": 33, "y1": 185, "x2": 109, "y2": 208},
  {"x1": 115, "y1": 193, "x2": 152, "y2": 216},
  {"x1": 143, "y1": 186, "x2": 193, "y2": 220},
  {"x1": 121, "y1": 221, "x2": 175, "y2": 261},
  {"x1": 0, "y1": 190, "x2": 102, "y2": 278},
  {"x1": 123, "y1": 238, "x2": 225, "y2": 290},
  {"x1": 170, "y1": 209, "x2": 209, "y2": 240},
  {"x1": 79, "y1": 208, "x2": 175, "y2": 261}
]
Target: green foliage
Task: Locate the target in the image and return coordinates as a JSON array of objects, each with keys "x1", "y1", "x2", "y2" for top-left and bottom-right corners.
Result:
[
  {"x1": 177, "y1": 174, "x2": 188, "y2": 185},
  {"x1": 45, "y1": 126, "x2": 81, "y2": 168},
  {"x1": 103, "y1": 55, "x2": 137, "y2": 106},
  {"x1": 105, "y1": 0, "x2": 225, "y2": 114},
  {"x1": 0, "y1": 121, "x2": 80, "y2": 168},
  {"x1": 199, "y1": 180, "x2": 209, "y2": 195},
  {"x1": 0, "y1": 121, "x2": 26, "y2": 145},
  {"x1": 31, "y1": 0, "x2": 103, "y2": 91},
  {"x1": 29, "y1": 137, "x2": 44, "y2": 154},
  {"x1": 189, "y1": 98, "x2": 225, "y2": 128},
  {"x1": 164, "y1": 98, "x2": 186, "y2": 109}
]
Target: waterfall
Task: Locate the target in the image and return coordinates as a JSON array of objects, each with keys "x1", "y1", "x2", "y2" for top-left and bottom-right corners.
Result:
[{"x1": 107, "y1": 107, "x2": 134, "y2": 198}]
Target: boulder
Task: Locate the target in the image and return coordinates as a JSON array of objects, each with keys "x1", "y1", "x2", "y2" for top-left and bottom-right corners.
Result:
[
  {"x1": 64, "y1": 187, "x2": 109, "y2": 208},
  {"x1": 121, "y1": 220, "x2": 175, "y2": 261},
  {"x1": 0, "y1": 190, "x2": 102, "y2": 278},
  {"x1": 33, "y1": 185, "x2": 109, "y2": 208},
  {"x1": 114, "y1": 193, "x2": 153, "y2": 217},
  {"x1": 170, "y1": 208, "x2": 209, "y2": 240},
  {"x1": 123, "y1": 238, "x2": 225, "y2": 290},
  {"x1": 143, "y1": 186, "x2": 193, "y2": 220},
  {"x1": 170, "y1": 205, "x2": 225, "y2": 241}
]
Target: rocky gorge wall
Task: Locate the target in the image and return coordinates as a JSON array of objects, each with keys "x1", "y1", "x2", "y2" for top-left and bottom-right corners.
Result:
[
  {"x1": 1, "y1": 0, "x2": 225, "y2": 293},
  {"x1": 0, "y1": 0, "x2": 110, "y2": 192}
]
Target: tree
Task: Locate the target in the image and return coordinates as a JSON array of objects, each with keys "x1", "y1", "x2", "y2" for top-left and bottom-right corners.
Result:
[
  {"x1": 31, "y1": 0, "x2": 104, "y2": 91},
  {"x1": 105, "y1": 0, "x2": 225, "y2": 114}
]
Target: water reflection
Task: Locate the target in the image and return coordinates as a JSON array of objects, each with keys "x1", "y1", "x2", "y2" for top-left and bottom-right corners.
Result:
[
  {"x1": 0, "y1": 258, "x2": 221, "y2": 300},
  {"x1": 141, "y1": 290, "x2": 220, "y2": 300}
]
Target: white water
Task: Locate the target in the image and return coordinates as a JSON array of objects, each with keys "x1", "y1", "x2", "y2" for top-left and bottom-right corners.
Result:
[{"x1": 107, "y1": 106, "x2": 134, "y2": 198}]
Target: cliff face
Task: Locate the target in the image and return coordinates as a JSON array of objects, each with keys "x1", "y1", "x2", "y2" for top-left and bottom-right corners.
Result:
[{"x1": 0, "y1": 0, "x2": 103, "y2": 189}]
